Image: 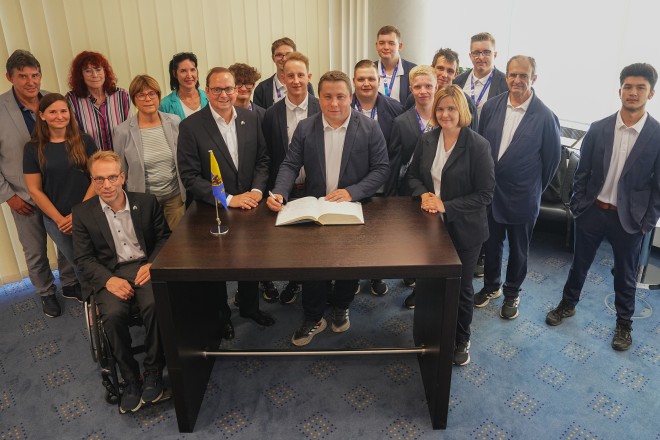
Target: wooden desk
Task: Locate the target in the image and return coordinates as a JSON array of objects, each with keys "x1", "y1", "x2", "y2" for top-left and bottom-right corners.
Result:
[{"x1": 151, "y1": 197, "x2": 461, "y2": 432}]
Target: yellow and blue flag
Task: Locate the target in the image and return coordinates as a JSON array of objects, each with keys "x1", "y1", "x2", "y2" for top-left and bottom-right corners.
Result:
[{"x1": 209, "y1": 150, "x2": 228, "y2": 209}]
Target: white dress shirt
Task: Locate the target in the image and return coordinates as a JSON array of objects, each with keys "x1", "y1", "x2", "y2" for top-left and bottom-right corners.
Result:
[
  {"x1": 99, "y1": 191, "x2": 146, "y2": 264},
  {"x1": 286, "y1": 96, "x2": 309, "y2": 184},
  {"x1": 462, "y1": 69, "x2": 494, "y2": 118},
  {"x1": 322, "y1": 114, "x2": 350, "y2": 193},
  {"x1": 272, "y1": 75, "x2": 287, "y2": 103},
  {"x1": 598, "y1": 111, "x2": 648, "y2": 205},
  {"x1": 431, "y1": 133, "x2": 456, "y2": 196},
  {"x1": 497, "y1": 92, "x2": 533, "y2": 160},
  {"x1": 377, "y1": 58, "x2": 404, "y2": 103}
]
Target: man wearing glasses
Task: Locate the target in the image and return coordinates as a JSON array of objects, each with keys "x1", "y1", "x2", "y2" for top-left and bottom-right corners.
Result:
[
  {"x1": 454, "y1": 32, "x2": 508, "y2": 118},
  {"x1": 177, "y1": 67, "x2": 275, "y2": 336},
  {"x1": 73, "y1": 151, "x2": 170, "y2": 413},
  {"x1": 253, "y1": 37, "x2": 315, "y2": 110},
  {"x1": 228, "y1": 63, "x2": 266, "y2": 123}
]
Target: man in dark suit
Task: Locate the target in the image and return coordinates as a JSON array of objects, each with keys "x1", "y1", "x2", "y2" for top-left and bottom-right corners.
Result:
[
  {"x1": 267, "y1": 71, "x2": 389, "y2": 346},
  {"x1": 351, "y1": 59, "x2": 404, "y2": 296},
  {"x1": 253, "y1": 37, "x2": 315, "y2": 110},
  {"x1": 475, "y1": 55, "x2": 561, "y2": 320},
  {"x1": 374, "y1": 25, "x2": 417, "y2": 104},
  {"x1": 73, "y1": 151, "x2": 170, "y2": 413},
  {"x1": 453, "y1": 32, "x2": 508, "y2": 118},
  {"x1": 1, "y1": 49, "x2": 78, "y2": 317},
  {"x1": 388, "y1": 65, "x2": 436, "y2": 197},
  {"x1": 262, "y1": 51, "x2": 320, "y2": 304},
  {"x1": 546, "y1": 63, "x2": 660, "y2": 351},
  {"x1": 177, "y1": 66, "x2": 275, "y2": 334}
]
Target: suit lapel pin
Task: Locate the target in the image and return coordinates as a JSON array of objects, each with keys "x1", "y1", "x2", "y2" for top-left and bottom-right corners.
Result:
[
  {"x1": 133, "y1": 205, "x2": 138, "y2": 210},
  {"x1": 240, "y1": 120, "x2": 245, "y2": 126}
]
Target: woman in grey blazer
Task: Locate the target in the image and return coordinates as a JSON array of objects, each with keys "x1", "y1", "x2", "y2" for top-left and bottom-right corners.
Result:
[
  {"x1": 407, "y1": 85, "x2": 495, "y2": 366},
  {"x1": 113, "y1": 75, "x2": 186, "y2": 230}
]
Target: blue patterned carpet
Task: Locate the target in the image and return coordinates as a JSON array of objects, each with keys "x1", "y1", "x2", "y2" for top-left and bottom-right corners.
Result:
[{"x1": 1, "y1": 227, "x2": 659, "y2": 440}]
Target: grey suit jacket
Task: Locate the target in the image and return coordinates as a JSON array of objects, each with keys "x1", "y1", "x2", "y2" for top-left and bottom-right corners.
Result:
[
  {"x1": 262, "y1": 95, "x2": 321, "y2": 189},
  {"x1": 177, "y1": 105, "x2": 269, "y2": 206},
  {"x1": 0, "y1": 88, "x2": 48, "y2": 205},
  {"x1": 272, "y1": 110, "x2": 389, "y2": 202},
  {"x1": 113, "y1": 111, "x2": 186, "y2": 201},
  {"x1": 571, "y1": 112, "x2": 660, "y2": 234}
]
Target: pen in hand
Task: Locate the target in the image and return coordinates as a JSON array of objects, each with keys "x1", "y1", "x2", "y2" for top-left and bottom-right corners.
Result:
[{"x1": 268, "y1": 191, "x2": 286, "y2": 205}]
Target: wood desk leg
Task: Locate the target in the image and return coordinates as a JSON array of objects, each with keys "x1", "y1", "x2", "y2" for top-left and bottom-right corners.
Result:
[
  {"x1": 153, "y1": 280, "x2": 222, "y2": 433},
  {"x1": 413, "y1": 276, "x2": 460, "y2": 430}
]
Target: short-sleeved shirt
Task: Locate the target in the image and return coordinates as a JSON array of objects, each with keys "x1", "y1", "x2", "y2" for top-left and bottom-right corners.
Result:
[{"x1": 23, "y1": 134, "x2": 97, "y2": 216}]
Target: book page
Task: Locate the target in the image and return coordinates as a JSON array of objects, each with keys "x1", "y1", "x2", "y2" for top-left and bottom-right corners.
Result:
[
  {"x1": 317, "y1": 198, "x2": 364, "y2": 225},
  {"x1": 275, "y1": 197, "x2": 322, "y2": 226}
]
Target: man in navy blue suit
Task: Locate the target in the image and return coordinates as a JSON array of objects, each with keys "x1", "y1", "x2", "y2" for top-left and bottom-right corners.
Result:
[
  {"x1": 475, "y1": 55, "x2": 561, "y2": 320},
  {"x1": 267, "y1": 71, "x2": 389, "y2": 346},
  {"x1": 374, "y1": 25, "x2": 416, "y2": 104},
  {"x1": 546, "y1": 63, "x2": 660, "y2": 351}
]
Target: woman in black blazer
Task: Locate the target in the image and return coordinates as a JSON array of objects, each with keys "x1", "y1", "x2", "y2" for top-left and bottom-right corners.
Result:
[{"x1": 407, "y1": 85, "x2": 495, "y2": 366}]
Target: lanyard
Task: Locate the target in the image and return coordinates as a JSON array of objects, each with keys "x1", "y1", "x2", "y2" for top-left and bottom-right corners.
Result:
[
  {"x1": 274, "y1": 77, "x2": 283, "y2": 100},
  {"x1": 354, "y1": 100, "x2": 377, "y2": 119},
  {"x1": 470, "y1": 70, "x2": 494, "y2": 107},
  {"x1": 415, "y1": 110, "x2": 431, "y2": 133},
  {"x1": 381, "y1": 62, "x2": 399, "y2": 98}
]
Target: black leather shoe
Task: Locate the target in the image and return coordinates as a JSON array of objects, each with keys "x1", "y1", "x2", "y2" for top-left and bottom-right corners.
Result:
[
  {"x1": 221, "y1": 320, "x2": 235, "y2": 340},
  {"x1": 240, "y1": 309, "x2": 276, "y2": 326},
  {"x1": 611, "y1": 321, "x2": 632, "y2": 351}
]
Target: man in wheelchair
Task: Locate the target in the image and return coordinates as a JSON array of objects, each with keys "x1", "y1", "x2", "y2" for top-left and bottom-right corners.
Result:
[{"x1": 73, "y1": 151, "x2": 171, "y2": 413}]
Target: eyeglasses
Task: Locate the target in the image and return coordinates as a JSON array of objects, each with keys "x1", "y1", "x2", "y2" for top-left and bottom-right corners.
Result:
[
  {"x1": 135, "y1": 91, "x2": 158, "y2": 101},
  {"x1": 470, "y1": 50, "x2": 492, "y2": 58},
  {"x1": 235, "y1": 82, "x2": 255, "y2": 90},
  {"x1": 273, "y1": 53, "x2": 289, "y2": 60},
  {"x1": 82, "y1": 67, "x2": 104, "y2": 76},
  {"x1": 208, "y1": 87, "x2": 236, "y2": 95},
  {"x1": 92, "y1": 174, "x2": 122, "y2": 186}
]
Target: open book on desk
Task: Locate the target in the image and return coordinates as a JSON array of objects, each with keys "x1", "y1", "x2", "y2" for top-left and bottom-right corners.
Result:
[{"x1": 275, "y1": 196, "x2": 364, "y2": 226}]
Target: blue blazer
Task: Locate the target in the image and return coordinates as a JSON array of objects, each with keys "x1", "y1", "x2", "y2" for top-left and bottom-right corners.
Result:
[
  {"x1": 571, "y1": 113, "x2": 660, "y2": 234},
  {"x1": 262, "y1": 96, "x2": 321, "y2": 190},
  {"x1": 177, "y1": 105, "x2": 269, "y2": 206},
  {"x1": 453, "y1": 67, "x2": 508, "y2": 102},
  {"x1": 374, "y1": 58, "x2": 417, "y2": 103},
  {"x1": 478, "y1": 90, "x2": 561, "y2": 224},
  {"x1": 387, "y1": 106, "x2": 431, "y2": 196},
  {"x1": 253, "y1": 74, "x2": 316, "y2": 110},
  {"x1": 351, "y1": 93, "x2": 404, "y2": 144},
  {"x1": 407, "y1": 127, "x2": 494, "y2": 250},
  {"x1": 272, "y1": 110, "x2": 390, "y2": 202}
]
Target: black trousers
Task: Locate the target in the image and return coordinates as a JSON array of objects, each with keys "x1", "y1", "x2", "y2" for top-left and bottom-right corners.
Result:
[
  {"x1": 95, "y1": 261, "x2": 164, "y2": 382},
  {"x1": 562, "y1": 204, "x2": 643, "y2": 322},
  {"x1": 483, "y1": 213, "x2": 536, "y2": 298},
  {"x1": 302, "y1": 280, "x2": 358, "y2": 322},
  {"x1": 455, "y1": 244, "x2": 482, "y2": 344}
]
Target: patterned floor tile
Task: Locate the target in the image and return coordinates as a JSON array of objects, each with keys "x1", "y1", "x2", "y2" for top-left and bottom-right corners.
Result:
[
  {"x1": 597, "y1": 257, "x2": 614, "y2": 267},
  {"x1": 459, "y1": 363, "x2": 492, "y2": 388},
  {"x1": 472, "y1": 418, "x2": 510, "y2": 440},
  {"x1": 536, "y1": 364, "x2": 570, "y2": 390},
  {"x1": 133, "y1": 402, "x2": 172, "y2": 431},
  {"x1": 233, "y1": 357, "x2": 265, "y2": 378},
  {"x1": 11, "y1": 298, "x2": 36, "y2": 315},
  {"x1": 382, "y1": 317, "x2": 410, "y2": 336},
  {"x1": 43, "y1": 365, "x2": 75, "y2": 390},
  {"x1": 346, "y1": 336, "x2": 375, "y2": 348},
  {"x1": 561, "y1": 422, "x2": 599, "y2": 440},
  {"x1": 561, "y1": 342, "x2": 594, "y2": 364},
  {"x1": 633, "y1": 344, "x2": 659, "y2": 366},
  {"x1": 351, "y1": 295, "x2": 379, "y2": 313},
  {"x1": 56, "y1": 395, "x2": 91, "y2": 424},
  {"x1": 21, "y1": 317, "x2": 48, "y2": 337},
  {"x1": 382, "y1": 360, "x2": 414, "y2": 385},
  {"x1": 82, "y1": 430, "x2": 108, "y2": 440},
  {"x1": 583, "y1": 320, "x2": 611, "y2": 341},
  {"x1": 308, "y1": 359, "x2": 339, "y2": 381},
  {"x1": 298, "y1": 411, "x2": 335, "y2": 439},
  {"x1": 526, "y1": 270, "x2": 547, "y2": 283},
  {"x1": 0, "y1": 424, "x2": 26, "y2": 440},
  {"x1": 264, "y1": 382, "x2": 296, "y2": 408},
  {"x1": 586, "y1": 271, "x2": 605, "y2": 285},
  {"x1": 488, "y1": 340, "x2": 520, "y2": 361},
  {"x1": 508, "y1": 390, "x2": 543, "y2": 419},
  {"x1": 343, "y1": 384, "x2": 377, "y2": 412},
  {"x1": 0, "y1": 390, "x2": 14, "y2": 412},
  {"x1": 612, "y1": 366, "x2": 648, "y2": 392},
  {"x1": 383, "y1": 418, "x2": 422, "y2": 440},
  {"x1": 515, "y1": 319, "x2": 545, "y2": 339},
  {"x1": 589, "y1": 392, "x2": 627, "y2": 422},
  {"x1": 544, "y1": 256, "x2": 569, "y2": 269},
  {"x1": 214, "y1": 408, "x2": 250, "y2": 438}
]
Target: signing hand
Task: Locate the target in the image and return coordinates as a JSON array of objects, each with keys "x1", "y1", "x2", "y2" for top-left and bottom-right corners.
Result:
[
  {"x1": 229, "y1": 192, "x2": 260, "y2": 210},
  {"x1": 325, "y1": 189, "x2": 352, "y2": 202},
  {"x1": 266, "y1": 193, "x2": 285, "y2": 212},
  {"x1": 105, "y1": 276, "x2": 135, "y2": 301},
  {"x1": 134, "y1": 263, "x2": 152, "y2": 286},
  {"x1": 6, "y1": 195, "x2": 35, "y2": 216}
]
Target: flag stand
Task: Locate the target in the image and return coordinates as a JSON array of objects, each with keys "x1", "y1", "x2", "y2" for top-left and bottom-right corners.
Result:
[{"x1": 210, "y1": 200, "x2": 228, "y2": 236}]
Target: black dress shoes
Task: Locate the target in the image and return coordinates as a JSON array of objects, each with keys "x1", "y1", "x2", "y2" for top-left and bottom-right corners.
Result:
[
  {"x1": 221, "y1": 319, "x2": 235, "y2": 340},
  {"x1": 240, "y1": 309, "x2": 276, "y2": 326}
]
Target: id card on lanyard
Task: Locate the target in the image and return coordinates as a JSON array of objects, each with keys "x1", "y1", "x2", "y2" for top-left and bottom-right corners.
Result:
[
  {"x1": 416, "y1": 110, "x2": 432, "y2": 133},
  {"x1": 354, "y1": 100, "x2": 377, "y2": 119},
  {"x1": 470, "y1": 70, "x2": 493, "y2": 108},
  {"x1": 381, "y1": 62, "x2": 399, "y2": 98}
]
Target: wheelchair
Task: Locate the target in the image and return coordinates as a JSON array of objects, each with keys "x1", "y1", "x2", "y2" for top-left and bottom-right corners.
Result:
[{"x1": 84, "y1": 293, "x2": 171, "y2": 411}]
